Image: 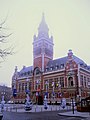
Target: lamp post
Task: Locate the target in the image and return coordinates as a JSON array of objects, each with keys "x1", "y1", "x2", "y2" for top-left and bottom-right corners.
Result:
[
  {"x1": 57, "y1": 81, "x2": 61, "y2": 95},
  {"x1": 52, "y1": 81, "x2": 55, "y2": 105},
  {"x1": 43, "y1": 81, "x2": 49, "y2": 109},
  {"x1": 71, "y1": 97, "x2": 75, "y2": 114},
  {"x1": 56, "y1": 81, "x2": 61, "y2": 104},
  {"x1": 36, "y1": 79, "x2": 39, "y2": 105},
  {"x1": 26, "y1": 77, "x2": 30, "y2": 96},
  {"x1": 1, "y1": 91, "x2": 5, "y2": 111},
  {"x1": 45, "y1": 81, "x2": 49, "y2": 98},
  {"x1": 13, "y1": 76, "x2": 17, "y2": 103}
]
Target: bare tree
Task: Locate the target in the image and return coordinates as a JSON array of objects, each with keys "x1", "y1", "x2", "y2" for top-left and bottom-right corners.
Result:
[{"x1": 0, "y1": 20, "x2": 14, "y2": 62}]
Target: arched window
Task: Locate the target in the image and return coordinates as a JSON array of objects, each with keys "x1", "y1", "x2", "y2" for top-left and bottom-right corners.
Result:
[{"x1": 68, "y1": 77, "x2": 73, "y2": 87}]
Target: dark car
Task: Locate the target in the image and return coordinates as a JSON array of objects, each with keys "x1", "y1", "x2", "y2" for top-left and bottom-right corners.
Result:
[{"x1": 0, "y1": 112, "x2": 3, "y2": 120}]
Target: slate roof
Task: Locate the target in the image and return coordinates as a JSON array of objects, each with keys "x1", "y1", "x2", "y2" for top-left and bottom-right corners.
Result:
[
  {"x1": 20, "y1": 66, "x2": 33, "y2": 73},
  {"x1": 16, "y1": 55, "x2": 90, "y2": 76},
  {"x1": 73, "y1": 55, "x2": 85, "y2": 64},
  {"x1": 18, "y1": 66, "x2": 33, "y2": 78},
  {"x1": 45, "y1": 55, "x2": 90, "y2": 72}
]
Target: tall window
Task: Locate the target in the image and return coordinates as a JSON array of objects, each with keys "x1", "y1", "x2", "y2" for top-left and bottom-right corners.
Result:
[
  {"x1": 80, "y1": 75, "x2": 83, "y2": 86},
  {"x1": 25, "y1": 83, "x2": 27, "y2": 91},
  {"x1": 18, "y1": 83, "x2": 21, "y2": 92},
  {"x1": 29, "y1": 81, "x2": 31, "y2": 90},
  {"x1": 49, "y1": 79, "x2": 53, "y2": 88},
  {"x1": 84, "y1": 76, "x2": 86, "y2": 87},
  {"x1": 54, "y1": 78, "x2": 58, "y2": 88},
  {"x1": 87, "y1": 78, "x2": 90, "y2": 88},
  {"x1": 60, "y1": 77, "x2": 64, "y2": 87},
  {"x1": 22, "y1": 83, "x2": 24, "y2": 91},
  {"x1": 68, "y1": 77, "x2": 73, "y2": 87},
  {"x1": 44, "y1": 80, "x2": 49, "y2": 90}
]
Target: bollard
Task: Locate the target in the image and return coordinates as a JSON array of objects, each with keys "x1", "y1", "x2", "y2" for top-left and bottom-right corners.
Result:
[
  {"x1": 10, "y1": 107, "x2": 12, "y2": 112},
  {"x1": 41, "y1": 107, "x2": 42, "y2": 112},
  {"x1": 35, "y1": 107, "x2": 36, "y2": 112},
  {"x1": 16, "y1": 107, "x2": 17, "y2": 112},
  {"x1": 56, "y1": 106, "x2": 57, "y2": 111},
  {"x1": 59, "y1": 106, "x2": 60, "y2": 110},
  {"x1": 51, "y1": 107, "x2": 52, "y2": 111},
  {"x1": 6, "y1": 107, "x2": 8, "y2": 111},
  {"x1": 67, "y1": 106, "x2": 68, "y2": 110}
]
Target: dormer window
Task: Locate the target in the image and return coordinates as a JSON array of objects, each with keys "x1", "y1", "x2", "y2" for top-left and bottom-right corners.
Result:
[
  {"x1": 84, "y1": 64, "x2": 87, "y2": 68},
  {"x1": 80, "y1": 63, "x2": 83, "y2": 67},
  {"x1": 50, "y1": 67, "x2": 53, "y2": 70},
  {"x1": 31, "y1": 70, "x2": 32, "y2": 73},
  {"x1": 46, "y1": 68, "x2": 48, "y2": 72},
  {"x1": 24, "y1": 72, "x2": 26, "y2": 76},
  {"x1": 46, "y1": 66, "x2": 49, "y2": 72},
  {"x1": 50, "y1": 65, "x2": 53, "y2": 70},
  {"x1": 21, "y1": 73, "x2": 23, "y2": 76},
  {"x1": 28, "y1": 71, "x2": 30, "y2": 75},
  {"x1": 55, "y1": 64, "x2": 59, "y2": 69},
  {"x1": 60, "y1": 64, "x2": 64, "y2": 69}
]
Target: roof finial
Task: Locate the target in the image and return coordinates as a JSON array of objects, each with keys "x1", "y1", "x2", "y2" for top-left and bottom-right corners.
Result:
[
  {"x1": 42, "y1": 12, "x2": 45, "y2": 22},
  {"x1": 68, "y1": 49, "x2": 73, "y2": 59},
  {"x1": 15, "y1": 66, "x2": 18, "y2": 73}
]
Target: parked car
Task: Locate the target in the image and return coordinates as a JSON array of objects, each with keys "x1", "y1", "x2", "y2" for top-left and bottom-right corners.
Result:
[
  {"x1": 0, "y1": 112, "x2": 3, "y2": 120},
  {"x1": 7, "y1": 101, "x2": 14, "y2": 104}
]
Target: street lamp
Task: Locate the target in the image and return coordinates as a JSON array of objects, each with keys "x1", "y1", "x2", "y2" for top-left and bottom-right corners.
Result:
[
  {"x1": 36, "y1": 79, "x2": 40, "y2": 105},
  {"x1": 43, "y1": 81, "x2": 49, "y2": 109},
  {"x1": 52, "y1": 81, "x2": 55, "y2": 105},
  {"x1": 56, "y1": 81, "x2": 61, "y2": 104},
  {"x1": 71, "y1": 97, "x2": 75, "y2": 114},
  {"x1": 1, "y1": 91, "x2": 5, "y2": 111},
  {"x1": 45, "y1": 81, "x2": 49, "y2": 98},
  {"x1": 12, "y1": 76, "x2": 17, "y2": 103}
]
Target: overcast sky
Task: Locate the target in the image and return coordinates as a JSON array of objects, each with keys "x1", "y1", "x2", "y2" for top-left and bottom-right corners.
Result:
[{"x1": 0, "y1": 0, "x2": 90, "y2": 87}]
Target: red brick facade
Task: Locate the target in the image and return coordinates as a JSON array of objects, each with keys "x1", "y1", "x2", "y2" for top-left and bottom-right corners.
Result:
[{"x1": 12, "y1": 15, "x2": 90, "y2": 104}]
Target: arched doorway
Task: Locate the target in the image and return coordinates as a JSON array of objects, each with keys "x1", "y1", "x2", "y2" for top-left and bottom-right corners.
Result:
[{"x1": 33, "y1": 67, "x2": 43, "y2": 105}]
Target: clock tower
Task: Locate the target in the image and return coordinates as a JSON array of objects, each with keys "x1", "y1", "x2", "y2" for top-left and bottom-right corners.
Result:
[{"x1": 33, "y1": 13, "x2": 54, "y2": 71}]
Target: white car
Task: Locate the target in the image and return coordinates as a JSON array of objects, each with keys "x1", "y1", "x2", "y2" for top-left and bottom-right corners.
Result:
[{"x1": 7, "y1": 101, "x2": 14, "y2": 104}]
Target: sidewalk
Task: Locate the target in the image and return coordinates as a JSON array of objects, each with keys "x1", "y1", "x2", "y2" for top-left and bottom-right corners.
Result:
[
  {"x1": 2, "y1": 105, "x2": 72, "y2": 113},
  {"x1": 58, "y1": 110, "x2": 90, "y2": 118}
]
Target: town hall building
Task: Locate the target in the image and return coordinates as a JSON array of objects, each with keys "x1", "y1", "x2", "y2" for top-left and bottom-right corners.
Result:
[{"x1": 12, "y1": 14, "x2": 90, "y2": 104}]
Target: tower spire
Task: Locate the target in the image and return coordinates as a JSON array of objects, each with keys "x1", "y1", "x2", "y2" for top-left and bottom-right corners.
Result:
[
  {"x1": 42, "y1": 12, "x2": 45, "y2": 23},
  {"x1": 38, "y1": 13, "x2": 49, "y2": 37}
]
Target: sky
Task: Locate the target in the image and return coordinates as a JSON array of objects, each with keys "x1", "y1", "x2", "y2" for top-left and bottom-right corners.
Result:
[{"x1": 0, "y1": 0, "x2": 90, "y2": 87}]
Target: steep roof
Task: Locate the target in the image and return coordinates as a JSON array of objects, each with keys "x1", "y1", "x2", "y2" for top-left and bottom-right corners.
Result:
[
  {"x1": 20, "y1": 66, "x2": 33, "y2": 73},
  {"x1": 47, "y1": 56, "x2": 67, "y2": 67},
  {"x1": 47, "y1": 55, "x2": 85, "y2": 66},
  {"x1": 45, "y1": 55, "x2": 88, "y2": 72},
  {"x1": 73, "y1": 55, "x2": 85, "y2": 64},
  {"x1": 16, "y1": 55, "x2": 90, "y2": 75},
  {"x1": 18, "y1": 66, "x2": 33, "y2": 78}
]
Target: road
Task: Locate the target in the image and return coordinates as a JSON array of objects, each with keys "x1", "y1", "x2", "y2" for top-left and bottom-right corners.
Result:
[{"x1": 2, "y1": 111, "x2": 85, "y2": 120}]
